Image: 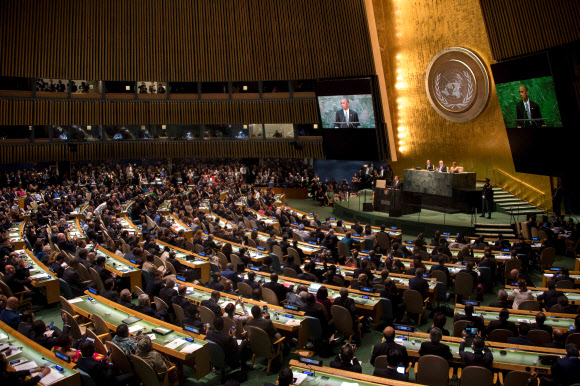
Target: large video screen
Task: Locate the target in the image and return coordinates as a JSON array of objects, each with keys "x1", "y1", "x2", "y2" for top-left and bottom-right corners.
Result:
[{"x1": 317, "y1": 78, "x2": 379, "y2": 160}]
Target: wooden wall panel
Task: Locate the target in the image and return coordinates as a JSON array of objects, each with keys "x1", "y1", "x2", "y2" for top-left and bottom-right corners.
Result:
[
  {"x1": 0, "y1": 99, "x2": 318, "y2": 126},
  {"x1": 479, "y1": 0, "x2": 580, "y2": 60},
  {"x1": 0, "y1": 0, "x2": 374, "y2": 81},
  {"x1": 0, "y1": 141, "x2": 324, "y2": 164}
]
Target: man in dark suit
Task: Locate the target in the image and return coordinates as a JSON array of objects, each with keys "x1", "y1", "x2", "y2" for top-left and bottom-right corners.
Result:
[
  {"x1": 392, "y1": 175, "x2": 402, "y2": 189},
  {"x1": 158, "y1": 278, "x2": 177, "y2": 307},
  {"x1": 459, "y1": 334, "x2": 493, "y2": 368},
  {"x1": 100, "y1": 278, "x2": 119, "y2": 302},
  {"x1": 549, "y1": 343, "x2": 580, "y2": 386},
  {"x1": 373, "y1": 348, "x2": 409, "y2": 381},
  {"x1": 118, "y1": 289, "x2": 135, "y2": 309},
  {"x1": 418, "y1": 327, "x2": 453, "y2": 361},
  {"x1": 3, "y1": 265, "x2": 32, "y2": 294},
  {"x1": 76, "y1": 341, "x2": 132, "y2": 385},
  {"x1": 329, "y1": 344, "x2": 362, "y2": 373},
  {"x1": 200, "y1": 290, "x2": 223, "y2": 317},
  {"x1": 485, "y1": 308, "x2": 518, "y2": 338},
  {"x1": 263, "y1": 273, "x2": 292, "y2": 303},
  {"x1": 507, "y1": 323, "x2": 535, "y2": 346},
  {"x1": 94, "y1": 256, "x2": 114, "y2": 284},
  {"x1": 516, "y1": 84, "x2": 544, "y2": 128},
  {"x1": 455, "y1": 303, "x2": 484, "y2": 332},
  {"x1": 220, "y1": 263, "x2": 241, "y2": 290},
  {"x1": 530, "y1": 312, "x2": 553, "y2": 336},
  {"x1": 425, "y1": 160, "x2": 434, "y2": 171},
  {"x1": 243, "y1": 271, "x2": 261, "y2": 290},
  {"x1": 437, "y1": 160, "x2": 447, "y2": 172},
  {"x1": 206, "y1": 316, "x2": 241, "y2": 368},
  {"x1": 370, "y1": 326, "x2": 409, "y2": 367},
  {"x1": 246, "y1": 305, "x2": 281, "y2": 343},
  {"x1": 481, "y1": 178, "x2": 494, "y2": 219},
  {"x1": 171, "y1": 285, "x2": 195, "y2": 316},
  {"x1": 63, "y1": 260, "x2": 89, "y2": 297},
  {"x1": 302, "y1": 293, "x2": 331, "y2": 336},
  {"x1": 334, "y1": 97, "x2": 361, "y2": 128},
  {"x1": 333, "y1": 287, "x2": 359, "y2": 322},
  {"x1": 134, "y1": 294, "x2": 156, "y2": 317},
  {"x1": 146, "y1": 270, "x2": 165, "y2": 299},
  {"x1": 409, "y1": 268, "x2": 429, "y2": 299},
  {"x1": 207, "y1": 272, "x2": 225, "y2": 292}
]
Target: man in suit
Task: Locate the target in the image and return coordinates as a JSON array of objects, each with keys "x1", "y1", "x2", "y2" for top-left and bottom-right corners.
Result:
[
  {"x1": 201, "y1": 290, "x2": 223, "y2": 317},
  {"x1": 425, "y1": 160, "x2": 434, "y2": 171},
  {"x1": 392, "y1": 175, "x2": 402, "y2": 189},
  {"x1": 0, "y1": 297, "x2": 21, "y2": 329},
  {"x1": 171, "y1": 285, "x2": 195, "y2": 316},
  {"x1": 3, "y1": 264, "x2": 32, "y2": 294},
  {"x1": 243, "y1": 271, "x2": 261, "y2": 290},
  {"x1": 549, "y1": 343, "x2": 580, "y2": 386},
  {"x1": 409, "y1": 268, "x2": 429, "y2": 299},
  {"x1": 100, "y1": 278, "x2": 119, "y2": 302},
  {"x1": 246, "y1": 305, "x2": 281, "y2": 343},
  {"x1": 207, "y1": 272, "x2": 225, "y2": 292},
  {"x1": 516, "y1": 84, "x2": 544, "y2": 128},
  {"x1": 508, "y1": 323, "x2": 535, "y2": 346},
  {"x1": 459, "y1": 334, "x2": 493, "y2": 368},
  {"x1": 418, "y1": 327, "x2": 453, "y2": 361},
  {"x1": 263, "y1": 273, "x2": 293, "y2": 303},
  {"x1": 485, "y1": 308, "x2": 519, "y2": 338},
  {"x1": 481, "y1": 178, "x2": 494, "y2": 219},
  {"x1": 329, "y1": 344, "x2": 362, "y2": 373},
  {"x1": 333, "y1": 287, "x2": 359, "y2": 322},
  {"x1": 530, "y1": 312, "x2": 553, "y2": 336},
  {"x1": 76, "y1": 341, "x2": 131, "y2": 385},
  {"x1": 118, "y1": 289, "x2": 135, "y2": 309},
  {"x1": 334, "y1": 97, "x2": 361, "y2": 128},
  {"x1": 370, "y1": 326, "x2": 409, "y2": 367},
  {"x1": 63, "y1": 259, "x2": 90, "y2": 297},
  {"x1": 284, "y1": 256, "x2": 303, "y2": 275},
  {"x1": 206, "y1": 316, "x2": 241, "y2": 368},
  {"x1": 158, "y1": 278, "x2": 177, "y2": 307},
  {"x1": 302, "y1": 293, "x2": 331, "y2": 335},
  {"x1": 94, "y1": 256, "x2": 114, "y2": 284},
  {"x1": 455, "y1": 303, "x2": 485, "y2": 332},
  {"x1": 146, "y1": 270, "x2": 165, "y2": 299},
  {"x1": 133, "y1": 294, "x2": 155, "y2": 317},
  {"x1": 437, "y1": 160, "x2": 447, "y2": 172},
  {"x1": 220, "y1": 263, "x2": 241, "y2": 290},
  {"x1": 373, "y1": 348, "x2": 409, "y2": 381}
]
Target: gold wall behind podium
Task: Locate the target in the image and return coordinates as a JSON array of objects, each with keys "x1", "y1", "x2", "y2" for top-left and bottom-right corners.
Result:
[{"x1": 370, "y1": 0, "x2": 551, "y2": 209}]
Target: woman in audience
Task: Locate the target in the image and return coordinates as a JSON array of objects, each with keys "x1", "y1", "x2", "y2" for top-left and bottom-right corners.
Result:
[
  {"x1": 111, "y1": 323, "x2": 140, "y2": 356},
  {"x1": 509, "y1": 279, "x2": 534, "y2": 310},
  {"x1": 52, "y1": 333, "x2": 82, "y2": 362},
  {"x1": 135, "y1": 335, "x2": 177, "y2": 383},
  {"x1": 316, "y1": 286, "x2": 332, "y2": 316}
]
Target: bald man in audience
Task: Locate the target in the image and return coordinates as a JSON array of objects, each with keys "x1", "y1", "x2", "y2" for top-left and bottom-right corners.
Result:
[
  {"x1": 370, "y1": 326, "x2": 409, "y2": 367},
  {"x1": 0, "y1": 297, "x2": 21, "y2": 329},
  {"x1": 3, "y1": 265, "x2": 32, "y2": 294}
]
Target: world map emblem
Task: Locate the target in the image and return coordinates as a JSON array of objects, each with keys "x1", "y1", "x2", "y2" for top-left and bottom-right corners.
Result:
[{"x1": 426, "y1": 48, "x2": 490, "y2": 122}]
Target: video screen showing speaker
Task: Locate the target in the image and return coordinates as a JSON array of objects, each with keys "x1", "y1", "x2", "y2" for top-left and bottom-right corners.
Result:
[
  {"x1": 317, "y1": 78, "x2": 379, "y2": 160},
  {"x1": 491, "y1": 53, "x2": 571, "y2": 176}
]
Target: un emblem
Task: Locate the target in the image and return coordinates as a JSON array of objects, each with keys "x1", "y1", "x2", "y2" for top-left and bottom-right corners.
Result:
[{"x1": 426, "y1": 47, "x2": 489, "y2": 122}]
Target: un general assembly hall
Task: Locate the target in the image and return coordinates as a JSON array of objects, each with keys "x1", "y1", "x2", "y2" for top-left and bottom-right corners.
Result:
[{"x1": 1, "y1": 1, "x2": 580, "y2": 385}]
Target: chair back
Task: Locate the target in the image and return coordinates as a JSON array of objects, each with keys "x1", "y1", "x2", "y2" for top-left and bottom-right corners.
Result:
[
  {"x1": 0, "y1": 280, "x2": 14, "y2": 297},
  {"x1": 259, "y1": 241, "x2": 271, "y2": 252},
  {"x1": 337, "y1": 241, "x2": 350, "y2": 257},
  {"x1": 302, "y1": 272, "x2": 318, "y2": 282},
  {"x1": 566, "y1": 332, "x2": 580, "y2": 346},
  {"x1": 531, "y1": 227, "x2": 540, "y2": 239},
  {"x1": 402, "y1": 289, "x2": 424, "y2": 314},
  {"x1": 60, "y1": 296, "x2": 77, "y2": 317},
  {"x1": 416, "y1": 355, "x2": 450, "y2": 386},
  {"x1": 540, "y1": 247, "x2": 556, "y2": 267},
  {"x1": 86, "y1": 329, "x2": 107, "y2": 355},
  {"x1": 106, "y1": 341, "x2": 133, "y2": 374},
  {"x1": 237, "y1": 282, "x2": 253, "y2": 298},
  {"x1": 313, "y1": 301, "x2": 330, "y2": 321},
  {"x1": 153, "y1": 255, "x2": 165, "y2": 269},
  {"x1": 331, "y1": 305, "x2": 355, "y2": 336},
  {"x1": 555, "y1": 279, "x2": 574, "y2": 289},
  {"x1": 376, "y1": 232, "x2": 391, "y2": 252},
  {"x1": 221, "y1": 315, "x2": 234, "y2": 332},
  {"x1": 246, "y1": 326, "x2": 274, "y2": 359},
  {"x1": 76, "y1": 263, "x2": 91, "y2": 281},
  {"x1": 455, "y1": 272, "x2": 474, "y2": 297},
  {"x1": 374, "y1": 355, "x2": 389, "y2": 369},
  {"x1": 61, "y1": 310, "x2": 84, "y2": 340},
  {"x1": 89, "y1": 267, "x2": 105, "y2": 293},
  {"x1": 301, "y1": 316, "x2": 322, "y2": 342},
  {"x1": 77, "y1": 368, "x2": 98, "y2": 386},
  {"x1": 520, "y1": 222, "x2": 531, "y2": 240},
  {"x1": 292, "y1": 232, "x2": 303, "y2": 242},
  {"x1": 205, "y1": 339, "x2": 226, "y2": 369},
  {"x1": 270, "y1": 254, "x2": 282, "y2": 273},
  {"x1": 172, "y1": 303, "x2": 185, "y2": 327},
  {"x1": 459, "y1": 366, "x2": 493, "y2": 386},
  {"x1": 528, "y1": 329, "x2": 552, "y2": 346},
  {"x1": 504, "y1": 259, "x2": 522, "y2": 276},
  {"x1": 503, "y1": 371, "x2": 534, "y2": 386},
  {"x1": 332, "y1": 276, "x2": 345, "y2": 287},
  {"x1": 518, "y1": 300, "x2": 541, "y2": 311},
  {"x1": 431, "y1": 270, "x2": 447, "y2": 284},
  {"x1": 452, "y1": 320, "x2": 471, "y2": 337},
  {"x1": 154, "y1": 296, "x2": 169, "y2": 312},
  {"x1": 58, "y1": 278, "x2": 73, "y2": 299},
  {"x1": 488, "y1": 328, "x2": 514, "y2": 343},
  {"x1": 92, "y1": 313, "x2": 111, "y2": 338},
  {"x1": 185, "y1": 240, "x2": 194, "y2": 251},
  {"x1": 378, "y1": 298, "x2": 393, "y2": 328},
  {"x1": 419, "y1": 251, "x2": 431, "y2": 261},
  {"x1": 283, "y1": 267, "x2": 297, "y2": 278},
  {"x1": 134, "y1": 286, "x2": 145, "y2": 296},
  {"x1": 262, "y1": 287, "x2": 280, "y2": 306},
  {"x1": 272, "y1": 245, "x2": 284, "y2": 259},
  {"x1": 217, "y1": 252, "x2": 229, "y2": 271},
  {"x1": 131, "y1": 354, "x2": 164, "y2": 386},
  {"x1": 287, "y1": 248, "x2": 300, "y2": 261},
  {"x1": 194, "y1": 244, "x2": 205, "y2": 253},
  {"x1": 230, "y1": 254, "x2": 242, "y2": 268},
  {"x1": 199, "y1": 305, "x2": 216, "y2": 327},
  {"x1": 247, "y1": 239, "x2": 257, "y2": 248},
  {"x1": 165, "y1": 261, "x2": 177, "y2": 276}
]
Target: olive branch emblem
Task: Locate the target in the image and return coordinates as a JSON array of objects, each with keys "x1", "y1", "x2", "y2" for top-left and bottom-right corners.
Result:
[{"x1": 434, "y1": 70, "x2": 474, "y2": 111}]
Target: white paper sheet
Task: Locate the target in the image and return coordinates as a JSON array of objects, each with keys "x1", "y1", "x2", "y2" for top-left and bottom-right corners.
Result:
[
  {"x1": 165, "y1": 338, "x2": 187, "y2": 350},
  {"x1": 145, "y1": 334, "x2": 157, "y2": 341},
  {"x1": 14, "y1": 360, "x2": 38, "y2": 371},
  {"x1": 292, "y1": 372, "x2": 308, "y2": 385},
  {"x1": 340, "y1": 383, "x2": 359, "y2": 386},
  {"x1": 285, "y1": 319, "x2": 301, "y2": 327},
  {"x1": 6, "y1": 346, "x2": 22, "y2": 358},
  {"x1": 38, "y1": 370, "x2": 65, "y2": 386},
  {"x1": 68, "y1": 298, "x2": 83, "y2": 304},
  {"x1": 128, "y1": 324, "x2": 145, "y2": 333},
  {"x1": 180, "y1": 343, "x2": 202, "y2": 353}
]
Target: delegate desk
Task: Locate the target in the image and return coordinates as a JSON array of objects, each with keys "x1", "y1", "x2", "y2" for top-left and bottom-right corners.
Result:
[
  {"x1": 288, "y1": 359, "x2": 420, "y2": 386},
  {"x1": 154, "y1": 239, "x2": 211, "y2": 283},
  {"x1": 93, "y1": 246, "x2": 142, "y2": 291},
  {"x1": 22, "y1": 249, "x2": 61, "y2": 304},
  {"x1": 65, "y1": 219, "x2": 86, "y2": 242},
  {"x1": 505, "y1": 285, "x2": 580, "y2": 304},
  {"x1": 396, "y1": 257, "x2": 479, "y2": 277},
  {"x1": 69, "y1": 293, "x2": 210, "y2": 380},
  {"x1": 173, "y1": 280, "x2": 308, "y2": 346},
  {"x1": 0, "y1": 320, "x2": 80, "y2": 386},
  {"x1": 8, "y1": 222, "x2": 26, "y2": 250},
  {"x1": 399, "y1": 331, "x2": 562, "y2": 374},
  {"x1": 543, "y1": 271, "x2": 580, "y2": 287},
  {"x1": 247, "y1": 270, "x2": 382, "y2": 320},
  {"x1": 454, "y1": 304, "x2": 576, "y2": 331}
]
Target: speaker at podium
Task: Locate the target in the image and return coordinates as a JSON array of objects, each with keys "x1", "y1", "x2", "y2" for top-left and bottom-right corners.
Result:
[{"x1": 373, "y1": 185, "x2": 420, "y2": 217}]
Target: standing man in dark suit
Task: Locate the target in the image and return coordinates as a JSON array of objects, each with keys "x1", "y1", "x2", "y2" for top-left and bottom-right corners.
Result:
[
  {"x1": 481, "y1": 178, "x2": 494, "y2": 219},
  {"x1": 392, "y1": 176, "x2": 402, "y2": 189},
  {"x1": 418, "y1": 327, "x2": 453, "y2": 361},
  {"x1": 516, "y1": 84, "x2": 544, "y2": 128},
  {"x1": 334, "y1": 97, "x2": 361, "y2": 128}
]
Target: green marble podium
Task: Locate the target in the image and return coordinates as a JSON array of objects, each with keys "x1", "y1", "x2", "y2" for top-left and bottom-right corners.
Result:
[{"x1": 403, "y1": 169, "x2": 476, "y2": 197}]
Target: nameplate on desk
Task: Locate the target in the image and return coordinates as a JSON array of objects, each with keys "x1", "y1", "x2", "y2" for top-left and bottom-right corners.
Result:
[
  {"x1": 394, "y1": 324, "x2": 414, "y2": 332},
  {"x1": 299, "y1": 356, "x2": 322, "y2": 366}
]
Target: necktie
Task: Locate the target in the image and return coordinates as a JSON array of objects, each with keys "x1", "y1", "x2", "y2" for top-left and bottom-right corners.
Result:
[
  {"x1": 525, "y1": 102, "x2": 531, "y2": 119},
  {"x1": 345, "y1": 110, "x2": 348, "y2": 123}
]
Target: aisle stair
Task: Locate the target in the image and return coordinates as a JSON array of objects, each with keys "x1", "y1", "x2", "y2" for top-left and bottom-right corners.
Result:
[{"x1": 492, "y1": 187, "x2": 545, "y2": 217}]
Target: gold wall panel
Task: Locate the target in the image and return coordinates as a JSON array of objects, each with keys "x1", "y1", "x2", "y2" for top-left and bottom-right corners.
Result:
[
  {"x1": 371, "y1": 0, "x2": 551, "y2": 209},
  {"x1": 0, "y1": 0, "x2": 373, "y2": 81},
  {"x1": 0, "y1": 99, "x2": 319, "y2": 126},
  {"x1": 0, "y1": 141, "x2": 324, "y2": 164}
]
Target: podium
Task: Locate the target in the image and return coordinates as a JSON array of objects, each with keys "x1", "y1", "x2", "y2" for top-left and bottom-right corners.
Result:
[{"x1": 373, "y1": 187, "x2": 421, "y2": 217}]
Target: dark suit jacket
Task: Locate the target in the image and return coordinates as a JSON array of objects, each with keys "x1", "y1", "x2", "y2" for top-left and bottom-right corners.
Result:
[
  {"x1": 246, "y1": 316, "x2": 279, "y2": 342},
  {"x1": 133, "y1": 305, "x2": 155, "y2": 317},
  {"x1": 538, "y1": 289, "x2": 563, "y2": 309},
  {"x1": 329, "y1": 357, "x2": 362, "y2": 373},
  {"x1": 551, "y1": 356, "x2": 580, "y2": 386},
  {"x1": 158, "y1": 287, "x2": 177, "y2": 307},
  {"x1": 418, "y1": 341, "x2": 453, "y2": 361},
  {"x1": 263, "y1": 281, "x2": 291, "y2": 303},
  {"x1": 171, "y1": 295, "x2": 194, "y2": 316},
  {"x1": 333, "y1": 296, "x2": 358, "y2": 319},
  {"x1": 146, "y1": 278, "x2": 165, "y2": 298},
  {"x1": 17, "y1": 321, "x2": 35, "y2": 338},
  {"x1": 62, "y1": 267, "x2": 86, "y2": 297},
  {"x1": 370, "y1": 341, "x2": 409, "y2": 367},
  {"x1": 118, "y1": 299, "x2": 135, "y2": 309},
  {"x1": 206, "y1": 330, "x2": 239, "y2": 366},
  {"x1": 516, "y1": 100, "x2": 544, "y2": 128},
  {"x1": 4, "y1": 272, "x2": 31, "y2": 293},
  {"x1": 201, "y1": 299, "x2": 223, "y2": 317},
  {"x1": 507, "y1": 336, "x2": 535, "y2": 346},
  {"x1": 334, "y1": 109, "x2": 361, "y2": 128},
  {"x1": 437, "y1": 165, "x2": 448, "y2": 172},
  {"x1": 409, "y1": 276, "x2": 429, "y2": 298},
  {"x1": 529, "y1": 322, "x2": 553, "y2": 336},
  {"x1": 76, "y1": 356, "x2": 115, "y2": 384},
  {"x1": 100, "y1": 289, "x2": 119, "y2": 303},
  {"x1": 373, "y1": 367, "x2": 409, "y2": 382},
  {"x1": 486, "y1": 319, "x2": 518, "y2": 338},
  {"x1": 459, "y1": 341, "x2": 493, "y2": 368},
  {"x1": 0, "y1": 369, "x2": 42, "y2": 386}
]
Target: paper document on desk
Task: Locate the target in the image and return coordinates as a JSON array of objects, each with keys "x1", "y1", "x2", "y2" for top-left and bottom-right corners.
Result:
[
  {"x1": 6, "y1": 347, "x2": 22, "y2": 358},
  {"x1": 31, "y1": 274, "x2": 50, "y2": 280},
  {"x1": 14, "y1": 360, "x2": 38, "y2": 371},
  {"x1": 341, "y1": 383, "x2": 359, "y2": 386},
  {"x1": 38, "y1": 370, "x2": 65, "y2": 385},
  {"x1": 0, "y1": 333, "x2": 7, "y2": 340},
  {"x1": 68, "y1": 298, "x2": 83, "y2": 304},
  {"x1": 180, "y1": 342, "x2": 202, "y2": 353},
  {"x1": 292, "y1": 372, "x2": 308, "y2": 385},
  {"x1": 128, "y1": 324, "x2": 145, "y2": 333},
  {"x1": 165, "y1": 338, "x2": 187, "y2": 350},
  {"x1": 285, "y1": 319, "x2": 301, "y2": 327},
  {"x1": 517, "y1": 319, "x2": 531, "y2": 323}
]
